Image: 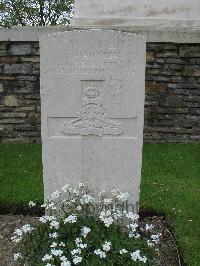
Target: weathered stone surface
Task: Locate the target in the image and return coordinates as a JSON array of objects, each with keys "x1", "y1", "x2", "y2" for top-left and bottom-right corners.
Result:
[
  {"x1": 0, "y1": 43, "x2": 6, "y2": 50},
  {"x1": 179, "y1": 46, "x2": 200, "y2": 57},
  {"x1": 72, "y1": 0, "x2": 200, "y2": 29},
  {"x1": 0, "y1": 76, "x2": 16, "y2": 80},
  {"x1": 0, "y1": 57, "x2": 18, "y2": 64},
  {"x1": 0, "y1": 50, "x2": 7, "y2": 56},
  {"x1": 146, "y1": 52, "x2": 154, "y2": 63},
  {"x1": 0, "y1": 83, "x2": 4, "y2": 93},
  {"x1": 145, "y1": 81, "x2": 166, "y2": 93},
  {"x1": 1, "y1": 118, "x2": 25, "y2": 124},
  {"x1": 40, "y1": 30, "x2": 146, "y2": 207},
  {"x1": 166, "y1": 96, "x2": 184, "y2": 107},
  {"x1": 32, "y1": 47, "x2": 40, "y2": 56},
  {"x1": 20, "y1": 57, "x2": 40, "y2": 63},
  {"x1": 156, "y1": 52, "x2": 178, "y2": 58},
  {"x1": 4, "y1": 64, "x2": 32, "y2": 75},
  {"x1": 4, "y1": 95, "x2": 18, "y2": 106},
  {"x1": 1, "y1": 112, "x2": 26, "y2": 118},
  {"x1": 183, "y1": 66, "x2": 200, "y2": 77},
  {"x1": 165, "y1": 58, "x2": 185, "y2": 64},
  {"x1": 15, "y1": 106, "x2": 35, "y2": 111},
  {"x1": 9, "y1": 44, "x2": 32, "y2": 56},
  {"x1": 15, "y1": 125, "x2": 35, "y2": 131}
]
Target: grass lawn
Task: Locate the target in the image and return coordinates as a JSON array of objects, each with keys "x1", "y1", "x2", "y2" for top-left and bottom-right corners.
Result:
[{"x1": 0, "y1": 143, "x2": 200, "y2": 265}]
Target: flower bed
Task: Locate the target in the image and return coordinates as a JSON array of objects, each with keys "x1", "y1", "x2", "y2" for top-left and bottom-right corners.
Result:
[{"x1": 10, "y1": 183, "x2": 178, "y2": 266}]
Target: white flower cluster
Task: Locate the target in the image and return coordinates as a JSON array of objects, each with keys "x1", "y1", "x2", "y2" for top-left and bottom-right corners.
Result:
[
  {"x1": 28, "y1": 201, "x2": 36, "y2": 207},
  {"x1": 80, "y1": 194, "x2": 94, "y2": 205},
  {"x1": 94, "y1": 241, "x2": 111, "y2": 259},
  {"x1": 94, "y1": 249, "x2": 106, "y2": 258},
  {"x1": 99, "y1": 210, "x2": 114, "y2": 227},
  {"x1": 12, "y1": 184, "x2": 160, "y2": 265},
  {"x1": 13, "y1": 252, "x2": 22, "y2": 261},
  {"x1": 111, "y1": 189, "x2": 129, "y2": 202},
  {"x1": 81, "y1": 226, "x2": 91, "y2": 238},
  {"x1": 11, "y1": 224, "x2": 34, "y2": 243},
  {"x1": 147, "y1": 233, "x2": 162, "y2": 247},
  {"x1": 119, "y1": 249, "x2": 128, "y2": 254},
  {"x1": 145, "y1": 223, "x2": 154, "y2": 231},
  {"x1": 130, "y1": 250, "x2": 147, "y2": 263},
  {"x1": 63, "y1": 214, "x2": 77, "y2": 224}
]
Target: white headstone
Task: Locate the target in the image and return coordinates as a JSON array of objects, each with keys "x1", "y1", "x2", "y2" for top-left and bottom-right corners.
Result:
[{"x1": 40, "y1": 30, "x2": 145, "y2": 210}]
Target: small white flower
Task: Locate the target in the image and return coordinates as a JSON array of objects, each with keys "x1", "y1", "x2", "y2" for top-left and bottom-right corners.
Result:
[
  {"x1": 50, "y1": 220, "x2": 59, "y2": 230},
  {"x1": 61, "y1": 261, "x2": 71, "y2": 266},
  {"x1": 99, "y1": 210, "x2": 114, "y2": 227},
  {"x1": 29, "y1": 201, "x2": 36, "y2": 207},
  {"x1": 73, "y1": 256, "x2": 82, "y2": 265},
  {"x1": 49, "y1": 232, "x2": 59, "y2": 239},
  {"x1": 130, "y1": 250, "x2": 147, "y2": 263},
  {"x1": 13, "y1": 253, "x2": 22, "y2": 261},
  {"x1": 48, "y1": 202, "x2": 57, "y2": 210},
  {"x1": 134, "y1": 233, "x2": 141, "y2": 239},
  {"x1": 103, "y1": 198, "x2": 112, "y2": 205},
  {"x1": 116, "y1": 192, "x2": 129, "y2": 202},
  {"x1": 129, "y1": 223, "x2": 138, "y2": 232},
  {"x1": 39, "y1": 216, "x2": 48, "y2": 223},
  {"x1": 129, "y1": 231, "x2": 135, "y2": 238},
  {"x1": 14, "y1": 229, "x2": 23, "y2": 236},
  {"x1": 119, "y1": 249, "x2": 128, "y2": 254},
  {"x1": 42, "y1": 254, "x2": 53, "y2": 261},
  {"x1": 72, "y1": 189, "x2": 79, "y2": 195},
  {"x1": 63, "y1": 214, "x2": 77, "y2": 224},
  {"x1": 71, "y1": 249, "x2": 81, "y2": 256},
  {"x1": 71, "y1": 198, "x2": 76, "y2": 204},
  {"x1": 94, "y1": 249, "x2": 106, "y2": 258},
  {"x1": 75, "y1": 238, "x2": 82, "y2": 245},
  {"x1": 50, "y1": 190, "x2": 61, "y2": 200},
  {"x1": 98, "y1": 191, "x2": 106, "y2": 197},
  {"x1": 51, "y1": 249, "x2": 63, "y2": 257},
  {"x1": 21, "y1": 224, "x2": 34, "y2": 233},
  {"x1": 60, "y1": 255, "x2": 67, "y2": 261},
  {"x1": 59, "y1": 242, "x2": 65, "y2": 247},
  {"x1": 80, "y1": 194, "x2": 93, "y2": 204},
  {"x1": 102, "y1": 241, "x2": 111, "y2": 252},
  {"x1": 62, "y1": 184, "x2": 70, "y2": 192},
  {"x1": 125, "y1": 212, "x2": 139, "y2": 221},
  {"x1": 151, "y1": 234, "x2": 161, "y2": 244},
  {"x1": 81, "y1": 226, "x2": 91, "y2": 238},
  {"x1": 147, "y1": 240, "x2": 154, "y2": 247},
  {"x1": 76, "y1": 205, "x2": 82, "y2": 211},
  {"x1": 79, "y1": 183, "x2": 85, "y2": 188},
  {"x1": 145, "y1": 224, "x2": 154, "y2": 231},
  {"x1": 103, "y1": 217, "x2": 113, "y2": 227},
  {"x1": 11, "y1": 236, "x2": 22, "y2": 243},
  {"x1": 50, "y1": 242, "x2": 57, "y2": 248},
  {"x1": 79, "y1": 243, "x2": 87, "y2": 249},
  {"x1": 111, "y1": 189, "x2": 120, "y2": 197}
]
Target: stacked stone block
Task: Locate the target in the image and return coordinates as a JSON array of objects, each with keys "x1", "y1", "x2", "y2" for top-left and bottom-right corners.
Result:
[
  {"x1": 145, "y1": 43, "x2": 200, "y2": 142},
  {"x1": 0, "y1": 42, "x2": 40, "y2": 143}
]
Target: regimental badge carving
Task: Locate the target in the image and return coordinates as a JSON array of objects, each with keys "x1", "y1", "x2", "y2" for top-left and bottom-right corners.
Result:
[{"x1": 61, "y1": 85, "x2": 122, "y2": 136}]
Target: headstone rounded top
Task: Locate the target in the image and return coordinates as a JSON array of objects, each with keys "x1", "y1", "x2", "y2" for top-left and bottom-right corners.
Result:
[{"x1": 40, "y1": 29, "x2": 146, "y2": 42}]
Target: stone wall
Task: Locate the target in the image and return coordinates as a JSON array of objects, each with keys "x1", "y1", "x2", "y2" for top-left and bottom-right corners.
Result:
[
  {"x1": 0, "y1": 42, "x2": 41, "y2": 143},
  {"x1": 0, "y1": 41, "x2": 199, "y2": 143}
]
